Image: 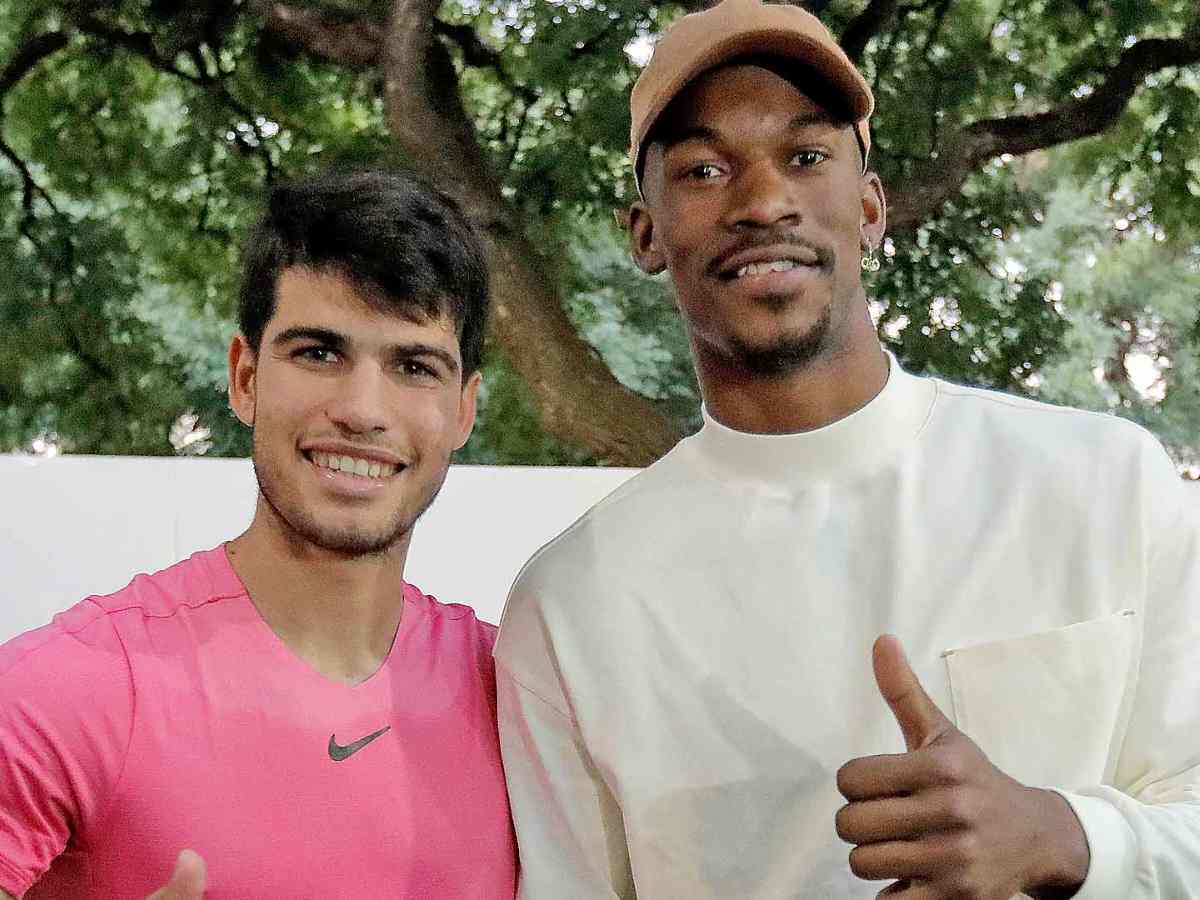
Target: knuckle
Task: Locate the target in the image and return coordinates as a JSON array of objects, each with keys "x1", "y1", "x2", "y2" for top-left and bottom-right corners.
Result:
[
  {"x1": 946, "y1": 830, "x2": 980, "y2": 867},
  {"x1": 943, "y1": 790, "x2": 977, "y2": 826},
  {"x1": 929, "y1": 746, "x2": 966, "y2": 783}
]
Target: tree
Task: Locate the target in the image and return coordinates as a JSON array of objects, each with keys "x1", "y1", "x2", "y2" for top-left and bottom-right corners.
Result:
[{"x1": 1, "y1": 0, "x2": 1198, "y2": 467}]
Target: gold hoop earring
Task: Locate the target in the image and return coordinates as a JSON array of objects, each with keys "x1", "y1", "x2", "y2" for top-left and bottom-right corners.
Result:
[{"x1": 861, "y1": 244, "x2": 882, "y2": 273}]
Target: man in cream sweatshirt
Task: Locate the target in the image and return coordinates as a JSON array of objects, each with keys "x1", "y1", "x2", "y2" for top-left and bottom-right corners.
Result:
[{"x1": 495, "y1": 2, "x2": 1200, "y2": 898}]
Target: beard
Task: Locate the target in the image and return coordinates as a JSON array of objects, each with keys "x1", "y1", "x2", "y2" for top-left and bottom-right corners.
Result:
[
  {"x1": 251, "y1": 435, "x2": 446, "y2": 558},
  {"x1": 728, "y1": 300, "x2": 833, "y2": 377}
]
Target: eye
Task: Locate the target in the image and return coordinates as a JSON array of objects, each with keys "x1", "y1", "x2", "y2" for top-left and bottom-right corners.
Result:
[
  {"x1": 399, "y1": 359, "x2": 439, "y2": 380},
  {"x1": 791, "y1": 149, "x2": 828, "y2": 168},
  {"x1": 685, "y1": 162, "x2": 725, "y2": 181},
  {"x1": 295, "y1": 346, "x2": 340, "y2": 364}
]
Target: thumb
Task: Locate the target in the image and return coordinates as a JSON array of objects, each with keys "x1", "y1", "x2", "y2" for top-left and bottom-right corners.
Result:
[
  {"x1": 147, "y1": 849, "x2": 206, "y2": 899},
  {"x1": 873, "y1": 634, "x2": 954, "y2": 751}
]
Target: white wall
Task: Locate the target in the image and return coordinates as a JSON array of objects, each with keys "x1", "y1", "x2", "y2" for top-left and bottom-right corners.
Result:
[{"x1": 0, "y1": 455, "x2": 636, "y2": 641}]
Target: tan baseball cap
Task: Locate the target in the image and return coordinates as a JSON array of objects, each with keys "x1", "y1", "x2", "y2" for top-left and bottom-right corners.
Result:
[{"x1": 630, "y1": 0, "x2": 874, "y2": 196}]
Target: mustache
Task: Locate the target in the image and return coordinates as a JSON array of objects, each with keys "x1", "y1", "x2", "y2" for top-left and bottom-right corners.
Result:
[{"x1": 706, "y1": 231, "x2": 835, "y2": 278}]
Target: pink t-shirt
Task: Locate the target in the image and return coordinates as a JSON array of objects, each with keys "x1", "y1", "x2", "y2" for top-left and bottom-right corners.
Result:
[{"x1": 0, "y1": 547, "x2": 517, "y2": 899}]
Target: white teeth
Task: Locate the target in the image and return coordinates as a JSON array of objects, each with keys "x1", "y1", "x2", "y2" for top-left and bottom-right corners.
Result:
[
  {"x1": 311, "y1": 452, "x2": 398, "y2": 478},
  {"x1": 736, "y1": 259, "x2": 799, "y2": 278}
]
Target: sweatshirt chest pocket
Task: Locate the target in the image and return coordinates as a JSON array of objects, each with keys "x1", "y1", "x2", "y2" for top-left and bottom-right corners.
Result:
[{"x1": 942, "y1": 610, "x2": 1140, "y2": 790}]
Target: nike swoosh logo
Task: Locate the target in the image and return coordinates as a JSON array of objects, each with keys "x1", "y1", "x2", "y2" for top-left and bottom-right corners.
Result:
[{"x1": 328, "y1": 725, "x2": 391, "y2": 761}]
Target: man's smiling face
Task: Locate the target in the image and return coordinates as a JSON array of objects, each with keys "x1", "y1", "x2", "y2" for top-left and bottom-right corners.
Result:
[
  {"x1": 631, "y1": 62, "x2": 885, "y2": 378},
  {"x1": 229, "y1": 267, "x2": 479, "y2": 557}
]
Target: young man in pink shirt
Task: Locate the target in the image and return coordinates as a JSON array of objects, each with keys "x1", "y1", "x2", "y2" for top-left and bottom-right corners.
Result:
[{"x1": 0, "y1": 170, "x2": 518, "y2": 899}]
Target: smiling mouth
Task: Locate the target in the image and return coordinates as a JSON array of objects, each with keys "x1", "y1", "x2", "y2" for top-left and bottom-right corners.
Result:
[
  {"x1": 731, "y1": 259, "x2": 807, "y2": 279},
  {"x1": 714, "y1": 244, "x2": 828, "y2": 281},
  {"x1": 306, "y1": 451, "x2": 401, "y2": 479}
]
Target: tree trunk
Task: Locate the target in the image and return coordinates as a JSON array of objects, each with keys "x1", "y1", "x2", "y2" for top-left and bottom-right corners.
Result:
[{"x1": 382, "y1": 0, "x2": 680, "y2": 465}]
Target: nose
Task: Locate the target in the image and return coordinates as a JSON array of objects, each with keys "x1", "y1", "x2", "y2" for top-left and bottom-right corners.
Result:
[
  {"x1": 325, "y1": 361, "x2": 390, "y2": 435},
  {"x1": 724, "y1": 159, "x2": 801, "y2": 230}
]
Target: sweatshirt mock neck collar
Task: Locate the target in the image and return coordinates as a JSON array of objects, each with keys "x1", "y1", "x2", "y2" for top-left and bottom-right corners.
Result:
[{"x1": 691, "y1": 353, "x2": 936, "y2": 483}]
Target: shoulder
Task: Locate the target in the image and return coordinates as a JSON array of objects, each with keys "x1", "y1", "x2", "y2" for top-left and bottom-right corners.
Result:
[
  {"x1": 494, "y1": 447, "x2": 696, "y2": 674},
  {"x1": 510, "y1": 442, "x2": 697, "y2": 590},
  {"x1": 403, "y1": 582, "x2": 498, "y2": 652},
  {"x1": 83, "y1": 545, "x2": 246, "y2": 621},
  {"x1": 1, "y1": 546, "x2": 243, "y2": 697},
  {"x1": 926, "y1": 375, "x2": 1168, "y2": 470},
  {"x1": 0, "y1": 597, "x2": 128, "y2": 691}
]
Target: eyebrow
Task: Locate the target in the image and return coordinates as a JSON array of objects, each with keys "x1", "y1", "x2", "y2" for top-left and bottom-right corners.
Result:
[
  {"x1": 659, "y1": 112, "x2": 841, "y2": 156},
  {"x1": 272, "y1": 327, "x2": 461, "y2": 375},
  {"x1": 660, "y1": 125, "x2": 723, "y2": 155},
  {"x1": 273, "y1": 326, "x2": 346, "y2": 350}
]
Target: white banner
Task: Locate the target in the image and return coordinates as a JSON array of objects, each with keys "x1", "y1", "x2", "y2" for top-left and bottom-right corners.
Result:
[{"x1": 0, "y1": 455, "x2": 636, "y2": 641}]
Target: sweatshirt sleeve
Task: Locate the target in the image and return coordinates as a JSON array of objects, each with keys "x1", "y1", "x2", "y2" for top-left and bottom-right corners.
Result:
[
  {"x1": 0, "y1": 603, "x2": 134, "y2": 897},
  {"x1": 495, "y1": 565, "x2": 635, "y2": 900},
  {"x1": 1054, "y1": 445, "x2": 1200, "y2": 899}
]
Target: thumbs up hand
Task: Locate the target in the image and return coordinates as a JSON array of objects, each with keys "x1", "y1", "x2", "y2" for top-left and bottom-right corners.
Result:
[
  {"x1": 834, "y1": 636, "x2": 1090, "y2": 899},
  {"x1": 145, "y1": 850, "x2": 206, "y2": 900}
]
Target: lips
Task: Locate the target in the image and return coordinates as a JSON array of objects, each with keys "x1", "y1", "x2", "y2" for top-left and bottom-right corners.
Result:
[{"x1": 712, "y1": 242, "x2": 827, "y2": 281}]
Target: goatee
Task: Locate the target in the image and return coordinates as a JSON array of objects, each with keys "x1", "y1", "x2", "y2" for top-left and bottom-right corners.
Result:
[{"x1": 731, "y1": 302, "x2": 832, "y2": 377}]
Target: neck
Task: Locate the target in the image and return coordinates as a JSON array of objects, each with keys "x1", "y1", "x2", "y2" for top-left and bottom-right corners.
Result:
[
  {"x1": 697, "y1": 311, "x2": 889, "y2": 434},
  {"x1": 226, "y1": 498, "x2": 411, "y2": 685}
]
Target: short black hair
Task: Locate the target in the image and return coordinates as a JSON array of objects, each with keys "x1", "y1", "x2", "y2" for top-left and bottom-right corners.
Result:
[{"x1": 238, "y1": 169, "x2": 489, "y2": 376}]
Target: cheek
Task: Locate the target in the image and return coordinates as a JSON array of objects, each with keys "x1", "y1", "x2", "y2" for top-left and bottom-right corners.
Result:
[
  {"x1": 402, "y1": 392, "x2": 466, "y2": 450},
  {"x1": 254, "y1": 378, "x2": 337, "y2": 442},
  {"x1": 658, "y1": 200, "x2": 712, "y2": 268}
]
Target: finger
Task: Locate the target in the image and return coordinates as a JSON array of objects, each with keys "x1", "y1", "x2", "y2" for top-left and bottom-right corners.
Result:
[
  {"x1": 837, "y1": 750, "x2": 936, "y2": 801},
  {"x1": 848, "y1": 839, "x2": 931, "y2": 882},
  {"x1": 873, "y1": 635, "x2": 954, "y2": 751},
  {"x1": 836, "y1": 789, "x2": 970, "y2": 844},
  {"x1": 147, "y1": 850, "x2": 206, "y2": 899},
  {"x1": 877, "y1": 880, "x2": 935, "y2": 899}
]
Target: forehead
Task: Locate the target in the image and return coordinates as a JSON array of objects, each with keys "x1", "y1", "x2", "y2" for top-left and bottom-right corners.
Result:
[{"x1": 269, "y1": 268, "x2": 458, "y2": 346}]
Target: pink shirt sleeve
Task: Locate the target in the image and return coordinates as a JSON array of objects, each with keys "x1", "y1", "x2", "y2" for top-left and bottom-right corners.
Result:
[{"x1": 0, "y1": 601, "x2": 134, "y2": 897}]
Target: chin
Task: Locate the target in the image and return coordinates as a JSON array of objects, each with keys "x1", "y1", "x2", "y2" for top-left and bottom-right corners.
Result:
[
  {"x1": 729, "y1": 306, "x2": 833, "y2": 376},
  {"x1": 304, "y1": 524, "x2": 410, "y2": 557}
]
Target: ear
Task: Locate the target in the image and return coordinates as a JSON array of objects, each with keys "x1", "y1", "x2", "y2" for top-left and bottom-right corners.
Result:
[
  {"x1": 453, "y1": 370, "x2": 482, "y2": 450},
  {"x1": 628, "y1": 202, "x2": 667, "y2": 276},
  {"x1": 860, "y1": 171, "x2": 887, "y2": 251},
  {"x1": 228, "y1": 333, "x2": 258, "y2": 428}
]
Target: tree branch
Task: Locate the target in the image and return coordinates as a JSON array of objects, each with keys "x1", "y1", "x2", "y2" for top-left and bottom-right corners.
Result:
[
  {"x1": 841, "y1": 0, "x2": 901, "y2": 64},
  {"x1": 0, "y1": 31, "x2": 70, "y2": 102},
  {"x1": 262, "y1": 3, "x2": 540, "y2": 107},
  {"x1": 262, "y1": 2, "x2": 384, "y2": 70},
  {"x1": 71, "y1": 11, "x2": 281, "y2": 177},
  {"x1": 434, "y1": 19, "x2": 538, "y2": 105},
  {"x1": 0, "y1": 32, "x2": 67, "y2": 241},
  {"x1": 0, "y1": 136, "x2": 59, "y2": 246},
  {"x1": 887, "y1": 29, "x2": 1200, "y2": 231},
  {"x1": 382, "y1": 0, "x2": 679, "y2": 463}
]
